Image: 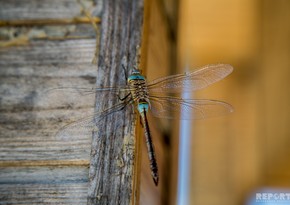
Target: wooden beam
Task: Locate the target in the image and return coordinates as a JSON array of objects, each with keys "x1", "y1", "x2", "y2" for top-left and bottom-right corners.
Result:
[{"x1": 87, "y1": 0, "x2": 144, "y2": 204}]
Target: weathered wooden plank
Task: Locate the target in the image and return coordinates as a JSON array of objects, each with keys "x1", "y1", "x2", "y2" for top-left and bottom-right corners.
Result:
[
  {"x1": 0, "y1": 76, "x2": 96, "y2": 111},
  {"x1": 0, "y1": 37, "x2": 98, "y2": 164},
  {"x1": 87, "y1": 0, "x2": 144, "y2": 204},
  {"x1": 0, "y1": 0, "x2": 99, "y2": 20},
  {"x1": 0, "y1": 185, "x2": 87, "y2": 204},
  {"x1": 0, "y1": 39, "x2": 97, "y2": 77},
  {"x1": 0, "y1": 167, "x2": 88, "y2": 183},
  {"x1": 0, "y1": 109, "x2": 93, "y2": 163},
  {"x1": 0, "y1": 167, "x2": 88, "y2": 204},
  {"x1": 0, "y1": 0, "x2": 101, "y2": 204},
  {"x1": 0, "y1": 25, "x2": 97, "y2": 43}
]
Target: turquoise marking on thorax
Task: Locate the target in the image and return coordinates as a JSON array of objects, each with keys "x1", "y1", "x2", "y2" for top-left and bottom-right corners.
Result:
[
  {"x1": 137, "y1": 102, "x2": 149, "y2": 113},
  {"x1": 127, "y1": 74, "x2": 146, "y2": 82}
]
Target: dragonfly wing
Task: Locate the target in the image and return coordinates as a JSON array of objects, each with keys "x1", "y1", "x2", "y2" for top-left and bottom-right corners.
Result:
[
  {"x1": 44, "y1": 85, "x2": 129, "y2": 96},
  {"x1": 147, "y1": 64, "x2": 233, "y2": 93},
  {"x1": 149, "y1": 96, "x2": 233, "y2": 120},
  {"x1": 55, "y1": 102, "x2": 128, "y2": 141},
  {"x1": 40, "y1": 85, "x2": 130, "y2": 109},
  {"x1": 55, "y1": 114, "x2": 97, "y2": 141}
]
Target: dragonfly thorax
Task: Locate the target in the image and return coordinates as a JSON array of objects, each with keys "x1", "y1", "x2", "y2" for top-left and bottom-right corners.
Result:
[{"x1": 127, "y1": 73, "x2": 149, "y2": 106}]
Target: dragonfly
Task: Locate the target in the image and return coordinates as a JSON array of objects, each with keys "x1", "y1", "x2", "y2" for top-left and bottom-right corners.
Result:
[{"x1": 52, "y1": 63, "x2": 233, "y2": 186}]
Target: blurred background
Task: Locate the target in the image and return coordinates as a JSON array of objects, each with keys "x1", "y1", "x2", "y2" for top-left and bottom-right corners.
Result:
[{"x1": 171, "y1": 0, "x2": 290, "y2": 204}]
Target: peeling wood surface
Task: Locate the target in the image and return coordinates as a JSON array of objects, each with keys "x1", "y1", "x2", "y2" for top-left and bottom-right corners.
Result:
[{"x1": 0, "y1": 0, "x2": 100, "y2": 203}]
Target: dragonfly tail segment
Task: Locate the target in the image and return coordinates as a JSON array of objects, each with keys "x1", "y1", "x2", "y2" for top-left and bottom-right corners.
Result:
[{"x1": 140, "y1": 109, "x2": 159, "y2": 186}]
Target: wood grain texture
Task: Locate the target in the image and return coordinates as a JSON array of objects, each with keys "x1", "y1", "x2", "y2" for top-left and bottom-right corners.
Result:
[
  {"x1": 0, "y1": 0, "x2": 99, "y2": 20},
  {"x1": 0, "y1": 184, "x2": 88, "y2": 204},
  {"x1": 0, "y1": 0, "x2": 147, "y2": 204},
  {"x1": 87, "y1": 0, "x2": 144, "y2": 204},
  {"x1": 0, "y1": 39, "x2": 97, "y2": 74},
  {"x1": 0, "y1": 38, "x2": 98, "y2": 165},
  {"x1": 0, "y1": 167, "x2": 88, "y2": 204},
  {"x1": 0, "y1": 3, "x2": 99, "y2": 200}
]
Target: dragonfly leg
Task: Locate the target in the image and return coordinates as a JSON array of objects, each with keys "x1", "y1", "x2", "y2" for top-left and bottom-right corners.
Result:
[
  {"x1": 117, "y1": 92, "x2": 131, "y2": 101},
  {"x1": 98, "y1": 101, "x2": 129, "y2": 119}
]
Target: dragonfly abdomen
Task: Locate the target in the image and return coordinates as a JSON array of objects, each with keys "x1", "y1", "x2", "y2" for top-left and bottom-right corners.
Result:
[{"x1": 140, "y1": 108, "x2": 159, "y2": 186}]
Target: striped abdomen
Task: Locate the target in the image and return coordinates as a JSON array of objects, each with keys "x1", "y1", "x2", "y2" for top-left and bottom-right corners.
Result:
[{"x1": 140, "y1": 108, "x2": 159, "y2": 185}]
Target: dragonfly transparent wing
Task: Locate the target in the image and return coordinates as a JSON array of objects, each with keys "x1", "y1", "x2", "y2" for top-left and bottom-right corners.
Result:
[
  {"x1": 149, "y1": 96, "x2": 233, "y2": 120},
  {"x1": 55, "y1": 102, "x2": 128, "y2": 141},
  {"x1": 147, "y1": 64, "x2": 233, "y2": 93},
  {"x1": 44, "y1": 85, "x2": 130, "y2": 96},
  {"x1": 40, "y1": 85, "x2": 131, "y2": 109}
]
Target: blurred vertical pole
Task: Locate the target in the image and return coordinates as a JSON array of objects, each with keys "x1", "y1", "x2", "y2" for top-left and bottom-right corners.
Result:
[
  {"x1": 176, "y1": 0, "x2": 193, "y2": 204},
  {"x1": 176, "y1": 78, "x2": 193, "y2": 205}
]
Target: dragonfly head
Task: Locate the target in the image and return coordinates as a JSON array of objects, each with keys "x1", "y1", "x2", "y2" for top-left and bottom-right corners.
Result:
[{"x1": 127, "y1": 70, "x2": 146, "y2": 82}]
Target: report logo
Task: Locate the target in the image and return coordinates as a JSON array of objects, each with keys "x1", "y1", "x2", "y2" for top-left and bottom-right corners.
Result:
[{"x1": 256, "y1": 192, "x2": 290, "y2": 203}]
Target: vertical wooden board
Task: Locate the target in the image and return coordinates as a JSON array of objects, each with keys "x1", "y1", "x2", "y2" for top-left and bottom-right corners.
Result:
[{"x1": 87, "y1": 0, "x2": 144, "y2": 204}]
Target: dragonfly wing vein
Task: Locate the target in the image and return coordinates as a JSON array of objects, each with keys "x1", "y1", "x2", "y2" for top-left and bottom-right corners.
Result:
[
  {"x1": 55, "y1": 102, "x2": 128, "y2": 141},
  {"x1": 147, "y1": 64, "x2": 233, "y2": 93},
  {"x1": 149, "y1": 97, "x2": 233, "y2": 120},
  {"x1": 43, "y1": 86, "x2": 129, "y2": 97}
]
